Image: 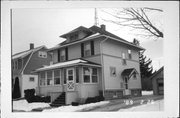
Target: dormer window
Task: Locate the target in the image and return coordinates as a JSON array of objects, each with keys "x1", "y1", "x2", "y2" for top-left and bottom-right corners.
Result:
[{"x1": 70, "y1": 34, "x2": 78, "y2": 41}]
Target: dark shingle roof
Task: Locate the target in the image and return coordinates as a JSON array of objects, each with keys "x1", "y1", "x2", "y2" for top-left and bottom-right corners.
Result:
[
  {"x1": 60, "y1": 26, "x2": 93, "y2": 38},
  {"x1": 89, "y1": 25, "x2": 130, "y2": 43}
]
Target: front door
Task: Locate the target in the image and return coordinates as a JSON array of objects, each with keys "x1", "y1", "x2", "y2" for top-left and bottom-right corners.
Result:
[
  {"x1": 124, "y1": 77, "x2": 131, "y2": 95},
  {"x1": 66, "y1": 68, "x2": 75, "y2": 91}
]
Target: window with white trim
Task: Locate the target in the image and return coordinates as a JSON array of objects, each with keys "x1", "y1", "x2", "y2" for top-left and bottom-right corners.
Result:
[
  {"x1": 83, "y1": 67, "x2": 91, "y2": 83},
  {"x1": 47, "y1": 71, "x2": 53, "y2": 85},
  {"x1": 83, "y1": 67, "x2": 98, "y2": 83},
  {"x1": 38, "y1": 51, "x2": 47, "y2": 58},
  {"x1": 122, "y1": 53, "x2": 126, "y2": 65},
  {"x1": 128, "y1": 50, "x2": 132, "y2": 59},
  {"x1": 84, "y1": 42, "x2": 91, "y2": 57},
  {"x1": 40, "y1": 72, "x2": 46, "y2": 86},
  {"x1": 54, "y1": 70, "x2": 61, "y2": 85},
  {"x1": 110, "y1": 67, "x2": 116, "y2": 77},
  {"x1": 67, "y1": 69, "x2": 73, "y2": 81}
]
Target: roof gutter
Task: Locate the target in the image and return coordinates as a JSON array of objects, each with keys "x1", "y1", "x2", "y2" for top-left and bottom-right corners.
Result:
[
  {"x1": 48, "y1": 34, "x2": 104, "y2": 52},
  {"x1": 102, "y1": 35, "x2": 145, "y2": 51},
  {"x1": 48, "y1": 34, "x2": 144, "y2": 52}
]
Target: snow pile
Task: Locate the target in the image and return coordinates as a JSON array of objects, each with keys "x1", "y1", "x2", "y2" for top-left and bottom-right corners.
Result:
[
  {"x1": 142, "y1": 91, "x2": 153, "y2": 95},
  {"x1": 119, "y1": 100, "x2": 164, "y2": 111},
  {"x1": 43, "y1": 101, "x2": 109, "y2": 112},
  {"x1": 13, "y1": 99, "x2": 50, "y2": 111}
]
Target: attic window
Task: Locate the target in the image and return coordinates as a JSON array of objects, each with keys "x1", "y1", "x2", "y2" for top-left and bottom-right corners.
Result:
[
  {"x1": 70, "y1": 34, "x2": 78, "y2": 41},
  {"x1": 38, "y1": 51, "x2": 47, "y2": 58}
]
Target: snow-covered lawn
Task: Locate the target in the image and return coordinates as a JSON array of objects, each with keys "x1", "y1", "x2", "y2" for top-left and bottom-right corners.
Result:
[
  {"x1": 142, "y1": 91, "x2": 153, "y2": 95},
  {"x1": 118, "y1": 99, "x2": 164, "y2": 111},
  {"x1": 13, "y1": 99, "x2": 50, "y2": 112},
  {"x1": 43, "y1": 101, "x2": 109, "y2": 112}
]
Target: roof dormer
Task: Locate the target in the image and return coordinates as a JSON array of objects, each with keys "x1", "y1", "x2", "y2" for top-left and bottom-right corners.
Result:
[{"x1": 60, "y1": 26, "x2": 93, "y2": 44}]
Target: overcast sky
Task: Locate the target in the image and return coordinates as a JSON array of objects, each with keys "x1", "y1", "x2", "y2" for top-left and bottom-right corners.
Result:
[{"x1": 12, "y1": 8, "x2": 163, "y2": 71}]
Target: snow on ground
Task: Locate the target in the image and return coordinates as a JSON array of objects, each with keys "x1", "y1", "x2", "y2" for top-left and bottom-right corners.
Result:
[
  {"x1": 43, "y1": 101, "x2": 109, "y2": 112},
  {"x1": 142, "y1": 91, "x2": 153, "y2": 95},
  {"x1": 118, "y1": 99, "x2": 164, "y2": 111},
  {"x1": 13, "y1": 99, "x2": 50, "y2": 112}
]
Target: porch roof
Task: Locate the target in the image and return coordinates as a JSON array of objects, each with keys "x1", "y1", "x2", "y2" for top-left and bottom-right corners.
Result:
[
  {"x1": 121, "y1": 68, "x2": 138, "y2": 78},
  {"x1": 34, "y1": 59, "x2": 101, "y2": 72}
]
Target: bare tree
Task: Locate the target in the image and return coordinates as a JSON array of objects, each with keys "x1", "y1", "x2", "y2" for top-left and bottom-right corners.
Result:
[{"x1": 101, "y1": 8, "x2": 163, "y2": 39}]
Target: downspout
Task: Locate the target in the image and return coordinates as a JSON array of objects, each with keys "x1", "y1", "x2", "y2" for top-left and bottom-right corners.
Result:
[{"x1": 100, "y1": 37, "x2": 108, "y2": 97}]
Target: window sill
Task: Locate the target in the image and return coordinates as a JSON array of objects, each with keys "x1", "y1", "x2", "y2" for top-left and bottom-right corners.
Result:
[
  {"x1": 39, "y1": 84, "x2": 62, "y2": 87},
  {"x1": 82, "y1": 82, "x2": 98, "y2": 85}
]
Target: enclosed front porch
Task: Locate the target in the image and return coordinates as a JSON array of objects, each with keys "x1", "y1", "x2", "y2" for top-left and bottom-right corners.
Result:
[{"x1": 35, "y1": 59, "x2": 102, "y2": 105}]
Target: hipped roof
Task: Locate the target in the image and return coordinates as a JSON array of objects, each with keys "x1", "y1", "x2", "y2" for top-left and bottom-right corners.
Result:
[{"x1": 34, "y1": 59, "x2": 101, "y2": 72}]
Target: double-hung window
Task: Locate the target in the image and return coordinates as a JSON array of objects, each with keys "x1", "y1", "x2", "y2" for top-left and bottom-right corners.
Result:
[
  {"x1": 60, "y1": 49, "x2": 65, "y2": 62},
  {"x1": 47, "y1": 71, "x2": 53, "y2": 85},
  {"x1": 128, "y1": 50, "x2": 132, "y2": 59},
  {"x1": 122, "y1": 53, "x2": 126, "y2": 65},
  {"x1": 40, "y1": 72, "x2": 46, "y2": 86},
  {"x1": 110, "y1": 67, "x2": 116, "y2": 77},
  {"x1": 54, "y1": 70, "x2": 60, "y2": 85},
  {"x1": 84, "y1": 42, "x2": 91, "y2": 57},
  {"x1": 92, "y1": 68, "x2": 98, "y2": 83},
  {"x1": 83, "y1": 67, "x2": 91, "y2": 83},
  {"x1": 83, "y1": 67, "x2": 98, "y2": 83}
]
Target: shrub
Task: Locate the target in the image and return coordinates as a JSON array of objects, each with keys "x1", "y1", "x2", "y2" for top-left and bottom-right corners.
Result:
[
  {"x1": 24, "y1": 89, "x2": 50, "y2": 103},
  {"x1": 71, "y1": 102, "x2": 79, "y2": 106}
]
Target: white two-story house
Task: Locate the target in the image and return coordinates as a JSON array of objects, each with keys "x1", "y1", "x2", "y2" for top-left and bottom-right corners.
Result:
[{"x1": 34, "y1": 24, "x2": 144, "y2": 105}]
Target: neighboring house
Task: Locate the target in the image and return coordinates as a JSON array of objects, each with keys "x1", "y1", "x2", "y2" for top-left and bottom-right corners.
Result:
[
  {"x1": 150, "y1": 67, "x2": 164, "y2": 95},
  {"x1": 12, "y1": 44, "x2": 51, "y2": 99},
  {"x1": 34, "y1": 25, "x2": 144, "y2": 105}
]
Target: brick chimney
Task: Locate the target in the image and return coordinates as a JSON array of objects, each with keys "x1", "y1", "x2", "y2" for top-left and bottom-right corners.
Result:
[
  {"x1": 100, "y1": 24, "x2": 106, "y2": 31},
  {"x1": 30, "y1": 43, "x2": 34, "y2": 50}
]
